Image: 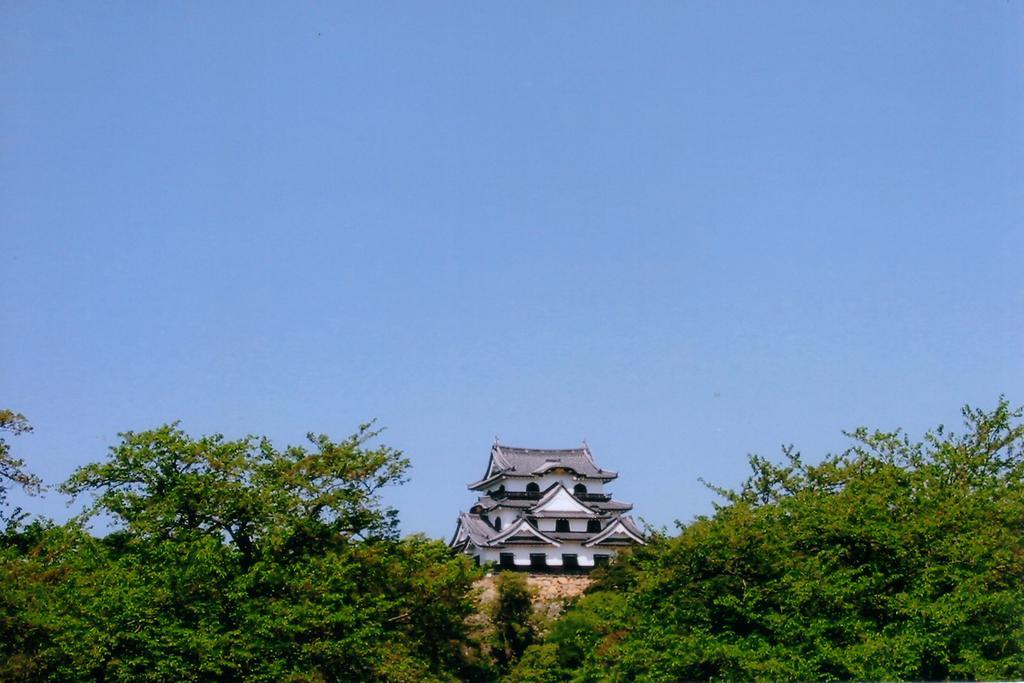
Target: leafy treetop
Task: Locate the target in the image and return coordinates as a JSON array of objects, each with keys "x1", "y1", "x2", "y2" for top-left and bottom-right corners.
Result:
[
  {"x1": 0, "y1": 410, "x2": 43, "y2": 526},
  {"x1": 61, "y1": 421, "x2": 409, "y2": 564},
  {"x1": 509, "y1": 397, "x2": 1024, "y2": 682}
]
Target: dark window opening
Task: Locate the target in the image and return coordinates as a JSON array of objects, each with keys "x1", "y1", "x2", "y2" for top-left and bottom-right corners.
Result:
[
  {"x1": 499, "y1": 553, "x2": 515, "y2": 568},
  {"x1": 555, "y1": 519, "x2": 570, "y2": 533},
  {"x1": 574, "y1": 483, "x2": 588, "y2": 496},
  {"x1": 562, "y1": 554, "x2": 579, "y2": 569},
  {"x1": 530, "y1": 553, "x2": 547, "y2": 569},
  {"x1": 526, "y1": 482, "x2": 540, "y2": 493},
  {"x1": 587, "y1": 519, "x2": 602, "y2": 533},
  {"x1": 594, "y1": 554, "x2": 610, "y2": 567},
  {"x1": 493, "y1": 517, "x2": 502, "y2": 531}
]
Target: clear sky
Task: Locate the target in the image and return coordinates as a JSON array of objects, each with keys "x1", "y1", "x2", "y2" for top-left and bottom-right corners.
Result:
[{"x1": 2, "y1": 2, "x2": 1022, "y2": 539}]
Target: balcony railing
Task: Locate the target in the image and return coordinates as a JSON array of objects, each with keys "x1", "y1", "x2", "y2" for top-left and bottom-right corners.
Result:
[
  {"x1": 487, "y1": 489, "x2": 612, "y2": 502},
  {"x1": 578, "y1": 493, "x2": 612, "y2": 502},
  {"x1": 488, "y1": 490, "x2": 540, "y2": 500}
]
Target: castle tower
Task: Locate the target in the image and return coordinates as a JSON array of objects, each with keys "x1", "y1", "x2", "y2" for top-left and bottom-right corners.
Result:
[{"x1": 450, "y1": 443, "x2": 644, "y2": 571}]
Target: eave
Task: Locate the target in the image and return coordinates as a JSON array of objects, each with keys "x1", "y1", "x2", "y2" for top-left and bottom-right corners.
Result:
[
  {"x1": 488, "y1": 518, "x2": 561, "y2": 548},
  {"x1": 583, "y1": 517, "x2": 646, "y2": 547}
]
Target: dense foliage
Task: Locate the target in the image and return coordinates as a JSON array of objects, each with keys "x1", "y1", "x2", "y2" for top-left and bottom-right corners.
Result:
[
  {"x1": 1, "y1": 423, "x2": 481, "y2": 682},
  {"x1": 489, "y1": 572, "x2": 537, "y2": 672},
  {"x1": 4, "y1": 401, "x2": 1023, "y2": 682},
  {"x1": 510, "y1": 399, "x2": 1024, "y2": 682}
]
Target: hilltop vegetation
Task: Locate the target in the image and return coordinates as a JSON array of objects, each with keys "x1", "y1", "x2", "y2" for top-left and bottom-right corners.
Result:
[
  {"x1": 509, "y1": 399, "x2": 1024, "y2": 682},
  {"x1": 0, "y1": 423, "x2": 482, "y2": 681},
  {"x1": 2, "y1": 399, "x2": 1023, "y2": 681}
]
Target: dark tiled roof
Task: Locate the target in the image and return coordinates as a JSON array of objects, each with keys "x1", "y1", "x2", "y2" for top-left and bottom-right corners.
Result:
[
  {"x1": 584, "y1": 515, "x2": 646, "y2": 547},
  {"x1": 548, "y1": 531, "x2": 597, "y2": 542},
  {"x1": 474, "y1": 496, "x2": 536, "y2": 510},
  {"x1": 453, "y1": 512, "x2": 499, "y2": 546},
  {"x1": 474, "y1": 492, "x2": 632, "y2": 514},
  {"x1": 471, "y1": 483, "x2": 630, "y2": 516},
  {"x1": 493, "y1": 443, "x2": 617, "y2": 479},
  {"x1": 594, "y1": 499, "x2": 633, "y2": 512},
  {"x1": 469, "y1": 443, "x2": 618, "y2": 488},
  {"x1": 620, "y1": 515, "x2": 644, "y2": 537},
  {"x1": 451, "y1": 511, "x2": 646, "y2": 550}
]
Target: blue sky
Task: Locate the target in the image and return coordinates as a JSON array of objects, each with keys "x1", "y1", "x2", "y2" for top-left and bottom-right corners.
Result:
[{"x1": 2, "y1": 2, "x2": 1022, "y2": 538}]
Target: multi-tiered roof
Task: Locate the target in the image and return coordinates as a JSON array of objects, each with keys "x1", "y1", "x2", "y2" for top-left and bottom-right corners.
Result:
[{"x1": 450, "y1": 443, "x2": 644, "y2": 571}]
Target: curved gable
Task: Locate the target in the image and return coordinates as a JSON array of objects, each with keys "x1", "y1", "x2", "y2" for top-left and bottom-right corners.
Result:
[
  {"x1": 532, "y1": 482, "x2": 596, "y2": 516},
  {"x1": 584, "y1": 517, "x2": 646, "y2": 547},
  {"x1": 491, "y1": 517, "x2": 561, "y2": 547}
]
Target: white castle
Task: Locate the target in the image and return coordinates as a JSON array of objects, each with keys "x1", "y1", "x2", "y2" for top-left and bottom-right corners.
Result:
[{"x1": 450, "y1": 442, "x2": 644, "y2": 571}]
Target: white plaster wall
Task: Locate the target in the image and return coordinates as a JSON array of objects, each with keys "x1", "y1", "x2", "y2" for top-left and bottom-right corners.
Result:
[
  {"x1": 489, "y1": 512, "x2": 504, "y2": 530},
  {"x1": 492, "y1": 511, "x2": 599, "y2": 533},
  {"x1": 570, "y1": 478, "x2": 606, "y2": 495},
  {"x1": 475, "y1": 543, "x2": 617, "y2": 568},
  {"x1": 536, "y1": 518, "x2": 592, "y2": 532}
]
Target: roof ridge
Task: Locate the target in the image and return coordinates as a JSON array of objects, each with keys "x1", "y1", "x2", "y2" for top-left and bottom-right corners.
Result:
[
  {"x1": 490, "y1": 443, "x2": 510, "y2": 471},
  {"x1": 493, "y1": 443, "x2": 587, "y2": 453},
  {"x1": 582, "y1": 442, "x2": 597, "y2": 467}
]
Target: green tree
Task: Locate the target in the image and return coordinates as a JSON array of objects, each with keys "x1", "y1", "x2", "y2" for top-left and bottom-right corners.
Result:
[
  {"x1": 491, "y1": 571, "x2": 537, "y2": 672},
  {"x1": 0, "y1": 519, "x2": 58, "y2": 681},
  {"x1": 513, "y1": 398, "x2": 1024, "y2": 682},
  {"x1": 61, "y1": 421, "x2": 409, "y2": 559},
  {"x1": 3, "y1": 422, "x2": 481, "y2": 682},
  {"x1": 0, "y1": 410, "x2": 42, "y2": 528},
  {"x1": 504, "y1": 643, "x2": 563, "y2": 683}
]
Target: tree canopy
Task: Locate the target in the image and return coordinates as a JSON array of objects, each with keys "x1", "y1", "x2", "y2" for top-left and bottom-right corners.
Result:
[
  {"x1": 60, "y1": 422, "x2": 409, "y2": 560},
  {"x1": 0, "y1": 410, "x2": 42, "y2": 528},
  {"x1": 4, "y1": 401, "x2": 1023, "y2": 682},
  {"x1": 510, "y1": 398, "x2": 1024, "y2": 682},
  {"x1": 2, "y1": 423, "x2": 482, "y2": 682}
]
